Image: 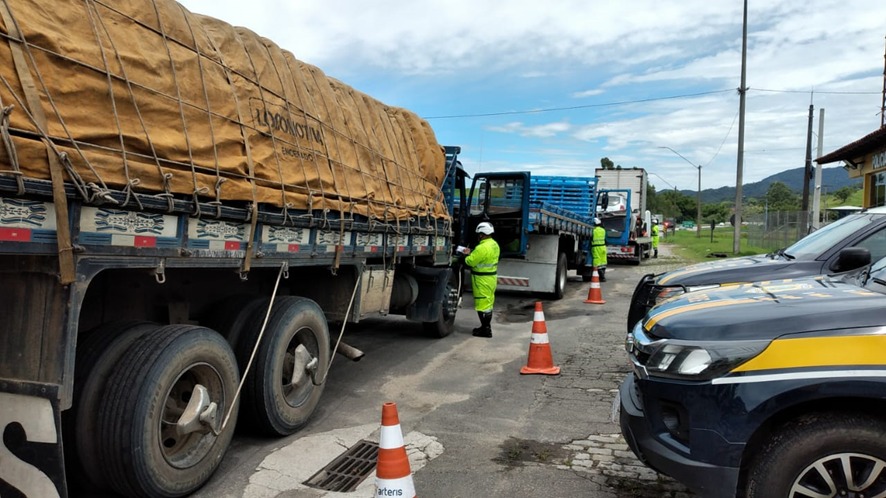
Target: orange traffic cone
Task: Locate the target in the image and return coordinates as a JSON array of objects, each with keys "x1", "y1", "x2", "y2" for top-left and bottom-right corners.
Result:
[
  {"x1": 520, "y1": 302, "x2": 561, "y2": 375},
  {"x1": 375, "y1": 402, "x2": 416, "y2": 498},
  {"x1": 583, "y1": 267, "x2": 606, "y2": 305}
]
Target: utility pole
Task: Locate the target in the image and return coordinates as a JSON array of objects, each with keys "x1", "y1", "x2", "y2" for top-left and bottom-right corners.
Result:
[
  {"x1": 812, "y1": 109, "x2": 825, "y2": 229},
  {"x1": 801, "y1": 102, "x2": 814, "y2": 235},
  {"x1": 733, "y1": 0, "x2": 748, "y2": 255}
]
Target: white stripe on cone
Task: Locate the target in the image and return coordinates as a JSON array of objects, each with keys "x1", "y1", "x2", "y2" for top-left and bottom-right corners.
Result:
[
  {"x1": 534, "y1": 311, "x2": 545, "y2": 321},
  {"x1": 529, "y1": 333, "x2": 550, "y2": 344},
  {"x1": 376, "y1": 476, "x2": 416, "y2": 497},
  {"x1": 379, "y1": 425, "x2": 404, "y2": 449}
]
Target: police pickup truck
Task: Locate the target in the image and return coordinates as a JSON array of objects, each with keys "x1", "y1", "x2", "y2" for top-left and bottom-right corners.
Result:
[
  {"x1": 627, "y1": 206, "x2": 886, "y2": 333},
  {"x1": 619, "y1": 251, "x2": 886, "y2": 498}
]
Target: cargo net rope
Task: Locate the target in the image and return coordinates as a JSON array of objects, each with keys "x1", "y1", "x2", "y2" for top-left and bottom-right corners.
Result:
[{"x1": 0, "y1": 0, "x2": 450, "y2": 228}]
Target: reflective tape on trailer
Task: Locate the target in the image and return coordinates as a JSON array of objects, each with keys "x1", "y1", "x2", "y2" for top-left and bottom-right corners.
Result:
[{"x1": 498, "y1": 276, "x2": 530, "y2": 287}]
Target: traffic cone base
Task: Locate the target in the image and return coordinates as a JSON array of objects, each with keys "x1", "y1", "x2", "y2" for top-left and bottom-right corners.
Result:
[
  {"x1": 376, "y1": 402, "x2": 416, "y2": 497},
  {"x1": 520, "y1": 302, "x2": 560, "y2": 375},
  {"x1": 584, "y1": 266, "x2": 606, "y2": 304}
]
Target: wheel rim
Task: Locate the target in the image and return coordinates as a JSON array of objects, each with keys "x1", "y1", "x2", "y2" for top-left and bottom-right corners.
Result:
[
  {"x1": 281, "y1": 326, "x2": 321, "y2": 407},
  {"x1": 790, "y1": 452, "x2": 886, "y2": 497},
  {"x1": 441, "y1": 278, "x2": 459, "y2": 324},
  {"x1": 158, "y1": 362, "x2": 225, "y2": 469}
]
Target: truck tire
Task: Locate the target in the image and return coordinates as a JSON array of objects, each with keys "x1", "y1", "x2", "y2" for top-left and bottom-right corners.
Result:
[
  {"x1": 236, "y1": 296, "x2": 330, "y2": 436},
  {"x1": 64, "y1": 321, "x2": 159, "y2": 492},
  {"x1": 423, "y1": 269, "x2": 461, "y2": 338},
  {"x1": 553, "y1": 253, "x2": 568, "y2": 299},
  {"x1": 745, "y1": 412, "x2": 886, "y2": 498},
  {"x1": 201, "y1": 295, "x2": 269, "y2": 348},
  {"x1": 631, "y1": 243, "x2": 642, "y2": 266},
  {"x1": 97, "y1": 325, "x2": 240, "y2": 498}
]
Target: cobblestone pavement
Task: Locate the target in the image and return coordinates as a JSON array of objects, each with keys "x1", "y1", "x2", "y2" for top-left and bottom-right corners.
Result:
[{"x1": 519, "y1": 242, "x2": 697, "y2": 497}]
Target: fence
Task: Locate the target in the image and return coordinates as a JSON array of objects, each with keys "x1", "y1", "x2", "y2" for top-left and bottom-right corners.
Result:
[{"x1": 744, "y1": 210, "x2": 834, "y2": 251}]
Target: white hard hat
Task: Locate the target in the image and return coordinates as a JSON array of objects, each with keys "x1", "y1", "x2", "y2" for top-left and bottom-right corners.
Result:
[
  {"x1": 594, "y1": 218, "x2": 602, "y2": 225},
  {"x1": 653, "y1": 218, "x2": 659, "y2": 223},
  {"x1": 476, "y1": 222, "x2": 494, "y2": 235}
]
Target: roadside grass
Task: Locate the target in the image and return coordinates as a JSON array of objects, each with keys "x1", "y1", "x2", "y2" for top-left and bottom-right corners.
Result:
[{"x1": 662, "y1": 227, "x2": 770, "y2": 263}]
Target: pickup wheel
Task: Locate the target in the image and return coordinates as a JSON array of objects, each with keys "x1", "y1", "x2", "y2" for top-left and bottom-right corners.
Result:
[
  {"x1": 236, "y1": 296, "x2": 330, "y2": 436},
  {"x1": 423, "y1": 269, "x2": 460, "y2": 338},
  {"x1": 65, "y1": 321, "x2": 159, "y2": 492},
  {"x1": 553, "y1": 253, "x2": 568, "y2": 299},
  {"x1": 97, "y1": 325, "x2": 239, "y2": 498},
  {"x1": 745, "y1": 412, "x2": 886, "y2": 498}
]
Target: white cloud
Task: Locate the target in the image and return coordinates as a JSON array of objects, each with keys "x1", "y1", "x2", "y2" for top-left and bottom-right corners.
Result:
[{"x1": 177, "y1": 0, "x2": 886, "y2": 192}]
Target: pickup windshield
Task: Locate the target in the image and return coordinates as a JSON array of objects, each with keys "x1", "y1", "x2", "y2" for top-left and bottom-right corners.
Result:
[{"x1": 781, "y1": 214, "x2": 876, "y2": 259}]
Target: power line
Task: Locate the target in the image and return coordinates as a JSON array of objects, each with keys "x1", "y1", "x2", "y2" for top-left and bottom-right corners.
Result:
[
  {"x1": 753, "y1": 88, "x2": 880, "y2": 95},
  {"x1": 423, "y1": 89, "x2": 735, "y2": 120},
  {"x1": 423, "y1": 87, "x2": 881, "y2": 121}
]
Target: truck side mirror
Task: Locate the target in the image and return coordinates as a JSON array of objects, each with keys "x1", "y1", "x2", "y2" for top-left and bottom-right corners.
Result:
[{"x1": 830, "y1": 247, "x2": 871, "y2": 273}]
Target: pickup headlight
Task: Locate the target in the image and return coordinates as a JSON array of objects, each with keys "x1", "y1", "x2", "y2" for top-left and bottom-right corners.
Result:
[{"x1": 642, "y1": 339, "x2": 770, "y2": 381}]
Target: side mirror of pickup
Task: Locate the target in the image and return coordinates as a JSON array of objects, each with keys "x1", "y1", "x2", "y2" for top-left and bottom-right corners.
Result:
[{"x1": 829, "y1": 247, "x2": 871, "y2": 273}]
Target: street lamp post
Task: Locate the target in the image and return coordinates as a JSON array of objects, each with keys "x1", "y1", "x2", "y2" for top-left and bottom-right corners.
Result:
[{"x1": 659, "y1": 146, "x2": 702, "y2": 238}]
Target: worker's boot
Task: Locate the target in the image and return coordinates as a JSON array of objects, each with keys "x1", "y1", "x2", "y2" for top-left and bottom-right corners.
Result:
[
  {"x1": 472, "y1": 311, "x2": 486, "y2": 336},
  {"x1": 473, "y1": 311, "x2": 493, "y2": 338},
  {"x1": 654, "y1": 249, "x2": 658, "y2": 258},
  {"x1": 598, "y1": 267, "x2": 606, "y2": 282}
]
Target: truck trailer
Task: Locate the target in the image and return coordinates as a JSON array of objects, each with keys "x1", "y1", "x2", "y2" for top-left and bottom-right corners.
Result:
[{"x1": 0, "y1": 2, "x2": 467, "y2": 496}]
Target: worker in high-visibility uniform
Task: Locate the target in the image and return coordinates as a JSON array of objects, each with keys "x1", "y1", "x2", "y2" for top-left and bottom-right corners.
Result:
[
  {"x1": 592, "y1": 218, "x2": 608, "y2": 282},
  {"x1": 463, "y1": 222, "x2": 500, "y2": 338},
  {"x1": 651, "y1": 218, "x2": 660, "y2": 258}
]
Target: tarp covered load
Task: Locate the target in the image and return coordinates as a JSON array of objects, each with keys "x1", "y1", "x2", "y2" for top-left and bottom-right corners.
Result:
[{"x1": 0, "y1": 0, "x2": 448, "y2": 221}]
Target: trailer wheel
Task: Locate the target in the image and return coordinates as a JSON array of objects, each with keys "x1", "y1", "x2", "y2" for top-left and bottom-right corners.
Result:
[
  {"x1": 64, "y1": 321, "x2": 159, "y2": 491},
  {"x1": 236, "y1": 296, "x2": 330, "y2": 436},
  {"x1": 553, "y1": 253, "x2": 568, "y2": 299},
  {"x1": 200, "y1": 295, "x2": 269, "y2": 348},
  {"x1": 745, "y1": 412, "x2": 886, "y2": 498},
  {"x1": 97, "y1": 325, "x2": 239, "y2": 498},
  {"x1": 423, "y1": 269, "x2": 460, "y2": 338}
]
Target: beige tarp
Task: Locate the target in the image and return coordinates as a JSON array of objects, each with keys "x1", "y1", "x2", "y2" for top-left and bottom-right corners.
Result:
[{"x1": 0, "y1": 0, "x2": 448, "y2": 221}]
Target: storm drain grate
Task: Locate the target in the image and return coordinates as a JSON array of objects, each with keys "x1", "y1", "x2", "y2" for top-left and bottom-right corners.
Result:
[{"x1": 303, "y1": 439, "x2": 379, "y2": 492}]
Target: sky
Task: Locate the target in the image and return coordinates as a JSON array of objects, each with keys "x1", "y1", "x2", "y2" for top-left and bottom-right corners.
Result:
[{"x1": 177, "y1": 0, "x2": 886, "y2": 194}]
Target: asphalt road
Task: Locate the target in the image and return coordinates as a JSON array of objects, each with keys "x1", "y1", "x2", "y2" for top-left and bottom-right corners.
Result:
[{"x1": 193, "y1": 244, "x2": 697, "y2": 498}]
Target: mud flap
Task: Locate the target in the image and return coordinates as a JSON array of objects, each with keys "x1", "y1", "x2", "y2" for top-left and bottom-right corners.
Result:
[{"x1": 0, "y1": 380, "x2": 67, "y2": 498}]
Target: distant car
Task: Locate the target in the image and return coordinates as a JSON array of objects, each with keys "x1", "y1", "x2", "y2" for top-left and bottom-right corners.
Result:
[{"x1": 626, "y1": 206, "x2": 886, "y2": 333}]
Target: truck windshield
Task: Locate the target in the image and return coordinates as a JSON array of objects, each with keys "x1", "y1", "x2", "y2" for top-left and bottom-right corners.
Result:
[{"x1": 783, "y1": 214, "x2": 875, "y2": 259}]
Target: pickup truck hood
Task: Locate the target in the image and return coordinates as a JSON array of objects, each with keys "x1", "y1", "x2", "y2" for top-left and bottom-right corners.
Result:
[
  {"x1": 654, "y1": 254, "x2": 800, "y2": 286},
  {"x1": 644, "y1": 276, "x2": 886, "y2": 341}
]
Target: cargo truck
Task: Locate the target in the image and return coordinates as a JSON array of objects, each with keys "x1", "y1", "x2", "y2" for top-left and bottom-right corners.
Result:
[
  {"x1": 0, "y1": 2, "x2": 468, "y2": 497},
  {"x1": 594, "y1": 168, "x2": 652, "y2": 265},
  {"x1": 462, "y1": 172, "x2": 603, "y2": 298},
  {"x1": 626, "y1": 206, "x2": 886, "y2": 333},
  {"x1": 619, "y1": 251, "x2": 886, "y2": 498}
]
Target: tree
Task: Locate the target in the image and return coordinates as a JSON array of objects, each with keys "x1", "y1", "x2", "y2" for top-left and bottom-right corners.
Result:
[
  {"x1": 702, "y1": 202, "x2": 730, "y2": 224},
  {"x1": 600, "y1": 157, "x2": 615, "y2": 170},
  {"x1": 765, "y1": 181, "x2": 799, "y2": 211},
  {"x1": 833, "y1": 186, "x2": 856, "y2": 203}
]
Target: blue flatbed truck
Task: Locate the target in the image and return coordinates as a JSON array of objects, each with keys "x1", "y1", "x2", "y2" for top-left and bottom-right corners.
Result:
[{"x1": 463, "y1": 172, "x2": 623, "y2": 298}]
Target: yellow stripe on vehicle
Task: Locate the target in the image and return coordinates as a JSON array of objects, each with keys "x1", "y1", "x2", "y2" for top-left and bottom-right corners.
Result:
[
  {"x1": 644, "y1": 298, "x2": 763, "y2": 331},
  {"x1": 732, "y1": 335, "x2": 886, "y2": 373}
]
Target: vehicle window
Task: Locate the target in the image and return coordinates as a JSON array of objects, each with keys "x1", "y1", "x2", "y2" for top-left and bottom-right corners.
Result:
[
  {"x1": 487, "y1": 178, "x2": 524, "y2": 214},
  {"x1": 469, "y1": 178, "x2": 488, "y2": 216},
  {"x1": 854, "y1": 226, "x2": 886, "y2": 263},
  {"x1": 784, "y1": 214, "x2": 876, "y2": 259}
]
